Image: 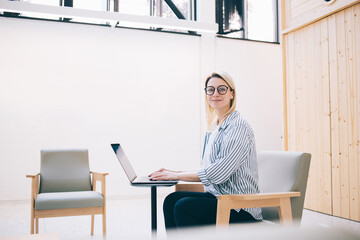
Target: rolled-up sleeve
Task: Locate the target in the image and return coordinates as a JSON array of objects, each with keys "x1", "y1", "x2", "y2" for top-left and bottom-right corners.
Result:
[
  {"x1": 198, "y1": 124, "x2": 250, "y2": 186},
  {"x1": 197, "y1": 168, "x2": 210, "y2": 186}
]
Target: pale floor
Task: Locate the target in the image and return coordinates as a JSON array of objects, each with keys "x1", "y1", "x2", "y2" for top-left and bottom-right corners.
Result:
[{"x1": 0, "y1": 196, "x2": 359, "y2": 240}]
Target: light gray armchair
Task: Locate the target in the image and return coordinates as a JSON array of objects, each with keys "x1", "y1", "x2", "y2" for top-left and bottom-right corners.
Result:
[
  {"x1": 257, "y1": 151, "x2": 311, "y2": 223},
  {"x1": 26, "y1": 149, "x2": 108, "y2": 235},
  {"x1": 175, "y1": 151, "x2": 311, "y2": 227}
]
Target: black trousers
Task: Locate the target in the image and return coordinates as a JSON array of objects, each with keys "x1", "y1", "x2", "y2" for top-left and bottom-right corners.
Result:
[{"x1": 163, "y1": 191, "x2": 258, "y2": 229}]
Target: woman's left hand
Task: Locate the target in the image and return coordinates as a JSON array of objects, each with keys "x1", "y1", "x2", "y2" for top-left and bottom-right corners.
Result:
[
  {"x1": 149, "y1": 169, "x2": 179, "y2": 181},
  {"x1": 149, "y1": 169, "x2": 201, "y2": 182}
]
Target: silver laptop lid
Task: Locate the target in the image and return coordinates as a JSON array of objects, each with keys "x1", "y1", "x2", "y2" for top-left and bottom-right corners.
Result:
[{"x1": 111, "y1": 143, "x2": 137, "y2": 182}]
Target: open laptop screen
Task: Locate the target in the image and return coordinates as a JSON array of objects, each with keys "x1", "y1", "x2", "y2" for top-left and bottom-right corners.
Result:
[{"x1": 111, "y1": 143, "x2": 137, "y2": 182}]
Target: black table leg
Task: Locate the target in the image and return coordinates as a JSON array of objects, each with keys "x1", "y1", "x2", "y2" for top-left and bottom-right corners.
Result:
[{"x1": 151, "y1": 186, "x2": 157, "y2": 234}]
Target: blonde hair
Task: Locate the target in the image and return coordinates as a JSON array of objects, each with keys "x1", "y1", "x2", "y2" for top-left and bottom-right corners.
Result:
[{"x1": 204, "y1": 71, "x2": 237, "y2": 130}]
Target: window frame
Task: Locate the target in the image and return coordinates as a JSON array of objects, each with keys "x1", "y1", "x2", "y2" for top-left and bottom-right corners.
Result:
[
  {"x1": 216, "y1": 0, "x2": 280, "y2": 43},
  {"x1": 0, "y1": 0, "x2": 210, "y2": 34}
]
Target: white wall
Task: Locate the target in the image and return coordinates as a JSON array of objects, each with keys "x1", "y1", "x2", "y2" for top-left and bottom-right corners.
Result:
[
  {"x1": 215, "y1": 38, "x2": 284, "y2": 152},
  {"x1": 0, "y1": 17, "x2": 283, "y2": 202}
]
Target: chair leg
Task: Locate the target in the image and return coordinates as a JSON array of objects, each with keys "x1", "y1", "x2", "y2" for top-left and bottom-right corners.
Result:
[
  {"x1": 277, "y1": 198, "x2": 293, "y2": 225},
  {"x1": 216, "y1": 200, "x2": 231, "y2": 228},
  {"x1": 35, "y1": 218, "x2": 39, "y2": 234},
  {"x1": 102, "y1": 212, "x2": 106, "y2": 236},
  {"x1": 91, "y1": 215, "x2": 94, "y2": 235},
  {"x1": 30, "y1": 213, "x2": 34, "y2": 234}
]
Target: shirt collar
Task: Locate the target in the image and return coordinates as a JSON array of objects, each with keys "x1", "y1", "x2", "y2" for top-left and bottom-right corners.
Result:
[{"x1": 218, "y1": 110, "x2": 238, "y2": 130}]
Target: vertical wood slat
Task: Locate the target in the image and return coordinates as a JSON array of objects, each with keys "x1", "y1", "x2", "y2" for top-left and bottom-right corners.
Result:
[
  {"x1": 306, "y1": 21, "x2": 323, "y2": 212},
  {"x1": 345, "y1": 6, "x2": 354, "y2": 221},
  {"x1": 289, "y1": 30, "x2": 301, "y2": 150},
  {"x1": 328, "y1": 12, "x2": 341, "y2": 218},
  {"x1": 309, "y1": 23, "x2": 318, "y2": 212},
  {"x1": 354, "y1": 3, "x2": 360, "y2": 222},
  {"x1": 282, "y1": 0, "x2": 289, "y2": 151},
  {"x1": 292, "y1": 28, "x2": 301, "y2": 153},
  {"x1": 320, "y1": 18, "x2": 332, "y2": 214},
  {"x1": 299, "y1": 26, "x2": 306, "y2": 155},
  {"x1": 286, "y1": 32, "x2": 296, "y2": 153},
  {"x1": 306, "y1": 23, "x2": 316, "y2": 211},
  {"x1": 336, "y1": 10, "x2": 350, "y2": 220},
  {"x1": 345, "y1": 5, "x2": 359, "y2": 221}
]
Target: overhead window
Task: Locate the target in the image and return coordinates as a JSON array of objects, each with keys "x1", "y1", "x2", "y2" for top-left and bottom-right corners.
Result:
[
  {"x1": 113, "y1": 0, "x2": 196, "y2": 31},
  {"x1": 1, "y1": 0, "x2": 197, "y2": 33},
  {"x1": 216, "y1": 0, "x2": 279, "y2": 43}
]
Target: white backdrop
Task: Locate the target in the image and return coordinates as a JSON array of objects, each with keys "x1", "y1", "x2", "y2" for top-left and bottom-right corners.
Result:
[
  {"x1": 0, "y1": 17, "x2": 283, "y2": 201},
  {"x1": 215, "y1": 38, "x2": 284, "y2": 152}
]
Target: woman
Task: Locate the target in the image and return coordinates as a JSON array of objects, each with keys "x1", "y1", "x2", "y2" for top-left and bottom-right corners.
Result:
[{"x1": 149, "y1": 71, "x2": 262, "y2": 229}]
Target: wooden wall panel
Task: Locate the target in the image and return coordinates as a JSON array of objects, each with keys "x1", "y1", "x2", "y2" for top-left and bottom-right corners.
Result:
[
  {"x1": 284, "y1": 3, "x2": 360, "y2": 221},
  {"x1": 328, "y1": 4, "x2": 360, "y2": 221},
  {"x1": 285, "y1": 18, "x2": 332, "y2": 214},
  {"x1": 282, "y1": 0, "x2": 359, "y2": 33}
]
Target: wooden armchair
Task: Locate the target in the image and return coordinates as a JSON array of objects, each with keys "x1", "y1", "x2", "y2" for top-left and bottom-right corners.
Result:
[
  {"x1": 26, "y1": 149, "x2": 108, "y2": 235},
  {"x1": 175, "y1": 151, "x2": 311, "y2": 227}
]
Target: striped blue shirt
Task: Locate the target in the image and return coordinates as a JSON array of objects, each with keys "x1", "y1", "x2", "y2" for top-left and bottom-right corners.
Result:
[{"x1": 198, "y1": 110, "x2": 263, "y2": 220}]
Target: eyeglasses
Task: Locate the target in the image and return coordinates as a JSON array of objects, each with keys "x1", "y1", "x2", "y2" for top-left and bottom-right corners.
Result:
[{"x1": 204, "y1": 85, "x2": 231, "y2": 95}]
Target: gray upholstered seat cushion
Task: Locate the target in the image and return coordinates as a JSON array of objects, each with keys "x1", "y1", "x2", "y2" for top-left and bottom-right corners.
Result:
[{"x1": 35, "y1": 191, "x2": 104, "y2": 210}]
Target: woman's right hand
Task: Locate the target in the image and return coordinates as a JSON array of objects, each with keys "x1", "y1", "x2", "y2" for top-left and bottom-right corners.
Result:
[
  {"x1": 148, "y1": 169, "x2": 200, "y2": 182},
  {"x1": 149, "y1": 168, "x2": 181, "y2": 176},
  {"x1": 149, "y1": 168, "x2": 183, "y2": 177},
  {"x1": 148, "y1": 168, "x2": 181, "y2": 181}
]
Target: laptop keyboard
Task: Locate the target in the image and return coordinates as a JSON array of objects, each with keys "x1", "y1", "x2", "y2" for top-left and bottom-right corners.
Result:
[{"x1": 136, "y1": 176, "x2": 152, "y2": 182}]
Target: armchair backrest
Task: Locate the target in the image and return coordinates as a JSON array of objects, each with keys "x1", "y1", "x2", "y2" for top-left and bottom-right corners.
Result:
[
  {"x1": 39, "y1": 149, "x2": 92, "y2": 193},
  {"x1": 258, "y1": 151, "x2": 311, "y2": 222}
]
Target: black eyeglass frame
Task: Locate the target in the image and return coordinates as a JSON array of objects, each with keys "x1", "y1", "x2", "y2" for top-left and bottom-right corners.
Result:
[{"x1": 204, "y1": 85, "x2": 232, "y2": 96}]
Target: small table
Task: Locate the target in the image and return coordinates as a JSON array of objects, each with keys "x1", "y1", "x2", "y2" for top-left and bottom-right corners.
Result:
[
  {"x1": 133, "y1": 183, "x2": 177, "y2": 237},
  {"x1": 151, "y1": 186, "x2": 157, "y2": 232}
]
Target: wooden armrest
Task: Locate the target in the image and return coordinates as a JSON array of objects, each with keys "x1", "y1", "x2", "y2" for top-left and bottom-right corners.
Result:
[
  {"x1": 91, "y1": 172, "x2": 109, "y2": 184},
  {"x1": 91, "y1": 171, "x2": 108, "y2": 195},
  {"x1": 216, "y1": 192, "x2": 300, "y2": 227},
  {"x1": 218, "y1": 192, "x2": 300, "y2": 201},
  {"x1": 91, "y1": 171, "x2": 109, "y2": 175},
  {"x1": 175, "y1": 183, "x2": 204, "y2": 192},
  {"x1": 90, "y1": 172, "x2": 109, "y2": 181},
  {"x1": 26, "y1": 173, "x2": 40, "y2": 204},
  {"x1": 26, "y1": 173, "x2": 40, "y2": 178}
]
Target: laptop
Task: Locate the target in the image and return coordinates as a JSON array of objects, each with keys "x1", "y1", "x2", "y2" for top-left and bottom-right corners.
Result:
[{"x1": 111, "y1": 143, "x2": 178, "y2": 186}]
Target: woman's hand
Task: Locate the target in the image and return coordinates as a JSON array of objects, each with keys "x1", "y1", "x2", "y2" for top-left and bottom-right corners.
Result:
[
  {"x1": 149, "y1": 169, "x2": 201, "y2": 182},
  {"x1": 149, "y1": 168, "x2": 180, "y2": 181}
]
